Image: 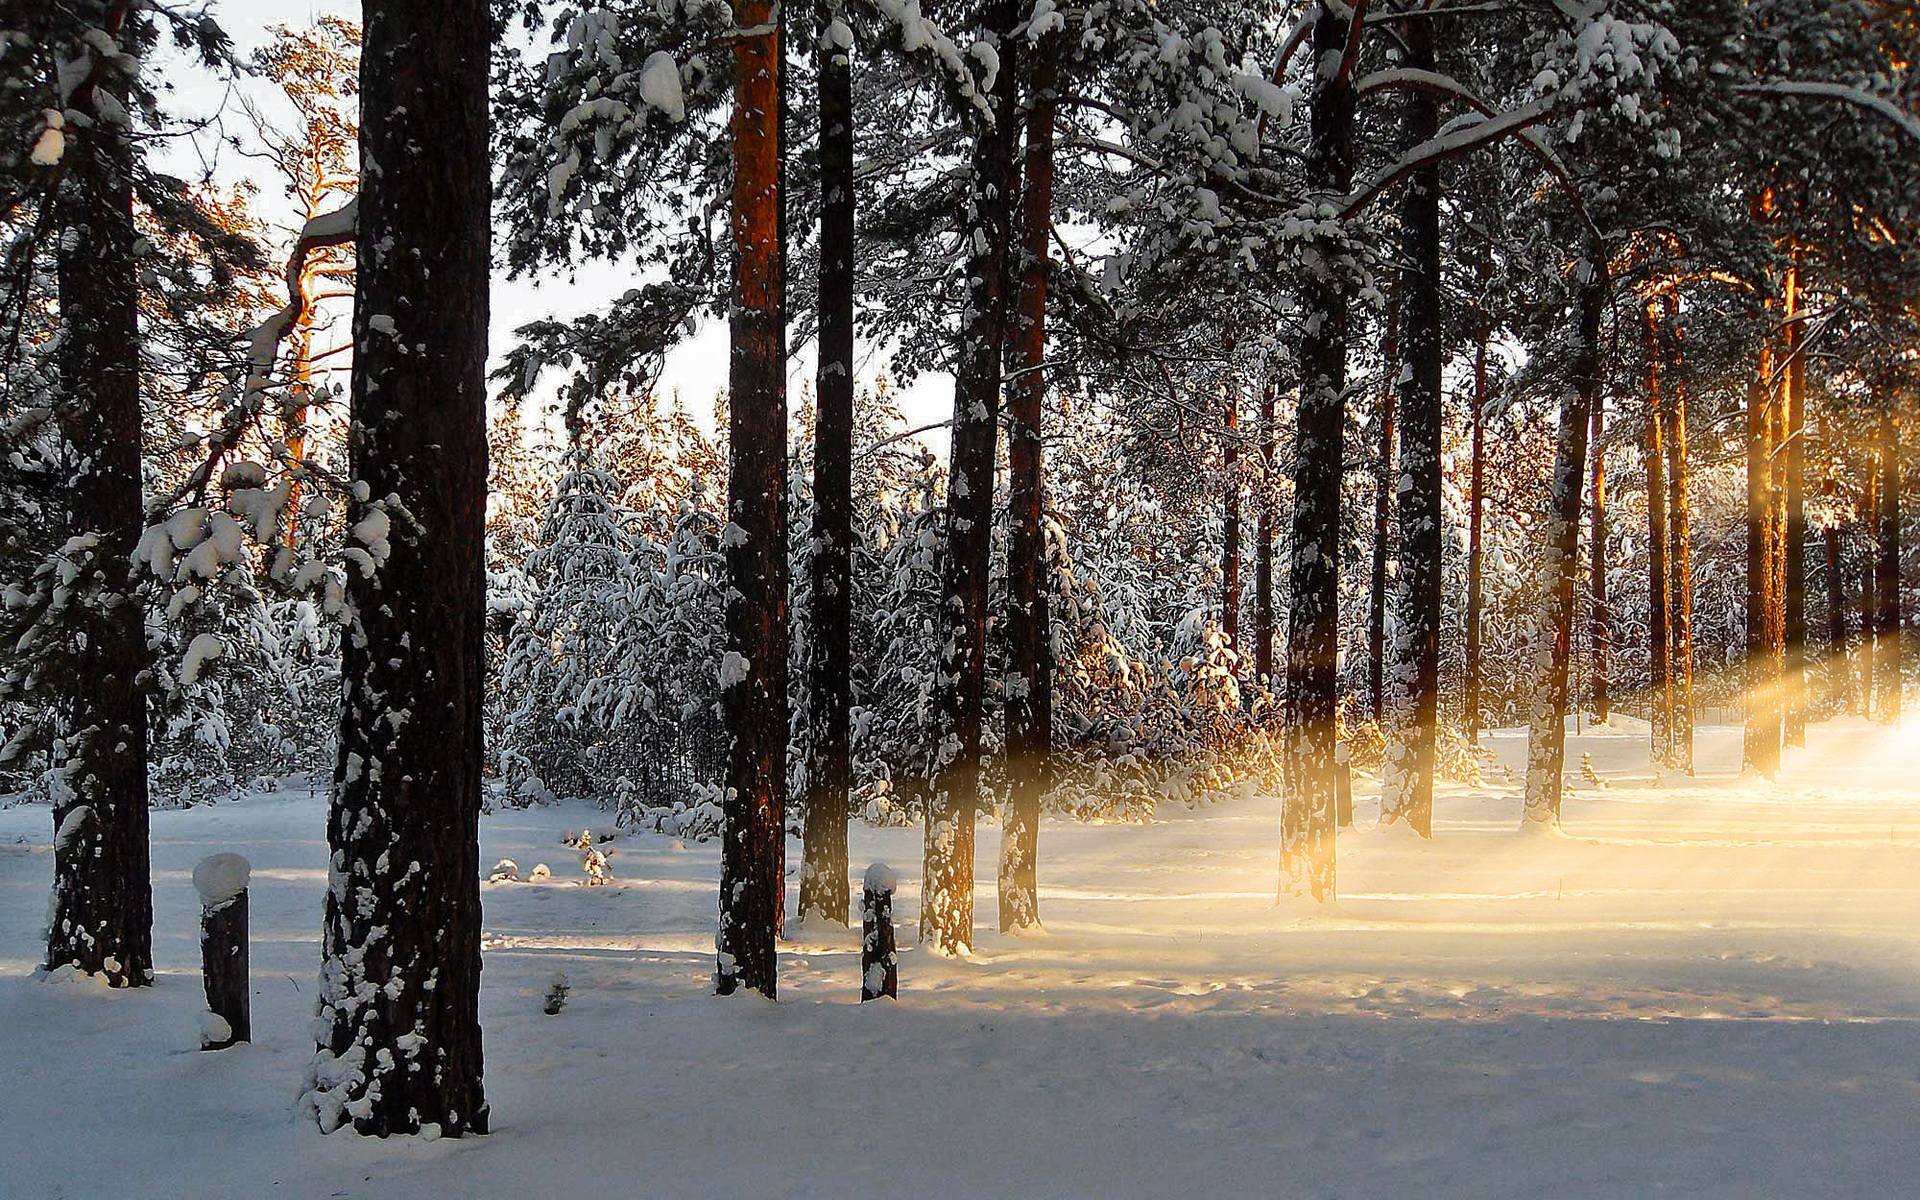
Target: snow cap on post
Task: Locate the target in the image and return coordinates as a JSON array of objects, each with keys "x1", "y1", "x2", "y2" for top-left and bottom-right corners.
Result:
[
  {"x1": 864, "y1": 861, "x2": 897, "y2": 894},
  {"x1": 193, "y1": 852, "x2": 251, "y2": 908}
]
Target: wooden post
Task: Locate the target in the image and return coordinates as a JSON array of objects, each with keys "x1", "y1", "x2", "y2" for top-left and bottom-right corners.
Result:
[
  {"x1": 194, "y1": 853, "x2": 250, "y2": 1050},
  {"x1": 861, "y1": 862, "x2": 898, "y2": 1002}
]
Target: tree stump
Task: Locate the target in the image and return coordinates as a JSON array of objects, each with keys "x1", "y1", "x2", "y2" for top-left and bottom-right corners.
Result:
[
  {"x1": 194, "y1": 853, "x2": 250, "y2": 1050},
  {"x1": 861, "y1": 862, "x2": 898, "y2": 1002}
]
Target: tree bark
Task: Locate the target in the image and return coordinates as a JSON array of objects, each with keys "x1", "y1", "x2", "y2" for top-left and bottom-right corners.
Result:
[
  {"x1": 43, "y1": 20, "x2": 151, "y2": 989},
  {"x1": 1643, "y1": 305, "x2": 1672, "y2": 764},
  {"x1": 1824, "y1": 504, "x2": 1848, "y2": 710},
  {"x1": 1861, "y1": 466, "x2": 1877, "y2": 718},
  {"x1": 1253, "y1": 377, "x2": 1277, "y2": 687},
  {"x1": 1464, "y1": 313, "x2": 1489, "y2": 743},
  {"x1": 1743, "y1": 340, "x2": 1781, "y2": 778},
  {"x1": 798, "y1": 0, "x2": 855, "y2": 930},
  {"x1": 1782, "y1": 265, "x2": 1809, "y2": 746},
  {"x1": 999, "y1": 23, "x2": 1056, "y2": 935},
  {"x1": 1521, "y1": 256, "x2": 1606, "y2": 831},
  {"x1": 1589, "y1": 394, "x2": 1609, "y2": 725},
  {"x1": 1381, "y1": 13, "x2": 1440, "y2": 839},
  {"x1": 1282, "y1": 1, "x2": 1358, "y2": 900},
  {"x1": 306, "y1": 0, "x2": 491, "y2": 1135},
  {"x1": 1222, "y1": 381, "x2": 1242, "y2": 652},
  {"x1": 925, "y1": 2, "x2": 1019, "y2": 952},
  {"x1": 1875, "y1": 406, "x2": 1902, "y2": 722},
  {"x1": 1663, "y1": 300, "x2": 1696, "y2": 774},
  {"x1": 717, "y1": 0, "x2": 788, "y2": 996},
  {"x1": 1366, "y1": 284, "x2": 1400, "y2": 726}
]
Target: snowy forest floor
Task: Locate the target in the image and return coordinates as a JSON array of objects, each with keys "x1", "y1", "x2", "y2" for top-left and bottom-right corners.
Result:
[{"x1": 3, "y1": 717, "x2": 1919, "y2": 1199}]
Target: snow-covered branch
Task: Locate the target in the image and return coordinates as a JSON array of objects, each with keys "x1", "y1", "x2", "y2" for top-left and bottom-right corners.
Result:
[{"x1": 1733, "y1": 81, "x2": 1920, "y2": 147}]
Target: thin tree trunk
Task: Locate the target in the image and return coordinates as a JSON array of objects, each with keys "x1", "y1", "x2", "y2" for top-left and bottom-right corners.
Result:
[
  {"x1": 1222, "y1": 381, "x2": 1242, "y2": 652},
  {"x1": 1381, "y1": 12, "x2": 1440, "y2": 838},
  {"x1": 306, "y1": 0, "x2": 490, "y2": 1134},
  {"x1": 45, "y1": 17, "x2": 151, "y2": 987},
  {"x1": 1743, "y1": 341, "x2": 1781, "y2": 778},
  {"x1": 1861, "y1": 467, "x2": 1877, "y2": 718},
  {"x1": 1254, "y1": 377, "x2": 1277, "y2": 687},
  {"x1": 1464, "y1": 314, "x2": 1488, "y2": 743},
  {"x1": 999, "y1": 23, "x2": 1056, "y2": 935},
  {"x1": 925, "y1": 1, "x2": 1019, "y2": 953},
  {"x1": 1824, "y1": 500, "x2": 1848, "y2": 710},
  {"x1": 1876, "y1": 406, "x2": 1902, "y2": 723},
  {"x1": 1589, "y1": 394, "x2": 1609, "y2": 725},
  {"x1": 1282, "y1": 0, "x2": 1358, "y2": 900},
  {"x1": 1366, "y1": 285, "x2": 1400, "y2": 726},
  {"x1": 1782, "y1": 264, "x2": 1808, "y2": 746},
  {"x1": 1644, "y1": 307, "x2": 1672, "y2": 763},
  {"x1": 716, "y1": 0, "x2": 788, "y2": 996},
  {"x1": 1664, "y1": 300, "x2": 1696, "y2": 774},
  {"x1": 1521, "y1": 256, "x2": 1606, "y2": 831},
  {"x1": 798, "y1": 0, "x2": 854, "y2": 929}
]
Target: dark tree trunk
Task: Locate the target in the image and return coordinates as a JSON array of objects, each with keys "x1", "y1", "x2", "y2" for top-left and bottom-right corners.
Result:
[
  {"x1": 307, "y1": 0, "x2": 490, "y2": 1135},
  {"x1": 1281, "y1": 1, "x2": 1356, "y2": 900},
  {"x1": 798, "y1": 0, "x2": 855, "y2": 930},
  {"x1": 1366, "y1": 285, "x2": 1400, "y2": 725},
  {"x1": 1875, "y1": 406, "x2": 1902, "y2": 722},
  {"x1": 199, "y1": 886, "x2": 249, "y2": 1050},
  {"x1": 925, "y1": 1, "x2": 1019, "y2": 953},
  {"x1": 1861, "y1": 467, "x2": 1877, "y2": 717},
  {"x1": 1824, "y1": 508, "x2": 1848, "y2": 709},
  {"x1": 1664, "y1": 305, "x2": 1696, "y2": 774},
  {"x1": 1589, "y1": 393, "x2": 1609, "y2": 725},
  {"x1": 1381, "y1": 14, "x2": 1439, "y2": 839},
  {"x1": 1744, "y1": 342, "x2": 1781, "y2": 778},
  {"x1": 1783, "y1": 267, "x2": 1808, "y2": 746},
  {"x1": 1521, "y1": 257, "x2": 1606, "y2": 830},
  {"x1": 717, "y1": 0, "x2": 788, "y2": 996},
  {"x1": 1253, "y1": 378, "x2": 1277, "y2": 687},
  {"x1": 1464, "y1": 314, "x2": 1489, "y2": 743},
  {"x1": 1222, "y1": 384, "x2": 1242, "y2": 653},
  {"x1": 1643, "y1": 307, "x2": 1672, "y2": 763},
  {"x1": 44, "y1": 24, "x2": 151, "y2": 989},
  {"x1": 999, "y1": 24, "x2": 1056, "y2": 935}
]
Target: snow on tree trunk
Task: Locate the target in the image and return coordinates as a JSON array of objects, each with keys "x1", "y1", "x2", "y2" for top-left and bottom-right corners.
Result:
[
  {"x1": 1663, "y1": 305, "x2": 1696, "y2": 775},
  {"x1": 999, "y1": 23, "x2": 1057, "y2": 936},
  {"x1": 1281, "y1": 1, "x2": 1356, "y2": 901},
  {"x1": 43, "y1": 18, "x2": 152, "y2": 990},
  {"x1": 1743, "y1": 340, "x2": 1782, "y2": 779},
  {"x1": 717, "y1": 0, "x2": 788, "y2": 996},
  {"x1": 1874, "y1": 406, "x2": 1902, "y2": 723},
  {"x1": 1380, "y1": 19, "x2": 1440, "y2": 838},
  {"x1": 1643, "y1": 306, "x2": 1673, "y2": 765},
  {"x1": 1782, "y1": 267, "x2": 1809, "y2": 747},
  {"x1": 304, "y1": 0, "x2": 491, "y2": 1137},
  {"x1": 1521, "y1": 257, "x2": 1606, "y2": 832},
  {"x1": 925, "y1": 0, "x2": 1019, "y2": 954},
  {"x1": 798, "y1": 0, "x2": 855, "y2": 930}
]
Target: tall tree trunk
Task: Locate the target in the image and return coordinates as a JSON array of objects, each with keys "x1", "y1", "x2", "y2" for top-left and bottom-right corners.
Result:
[
  {"x1": 798, "y1": 0, "x2": 854, "y2": 929},
  {"x1": 1521, "y1": 256, "x2": 1606, "y2": 831},
  {"x1": 1366, "y1": 285, "x2": 1400, "y2": 725},
  {"x1": 1282, "y1": 0, "x2": 1358, "y2": 900},
  {"x1": 999, "y1": 23, "x2": 1056, "y2": 935},
  {"x1": 924, "y1": 2, "x2": 1019, "y2": 953},
  {"x1": 1381, "y1": 13, "x2": 1440, "y2": 839},
  {"x1": 1861, "y1": 467, "x2": 1877, "y2": 718},
  {"x1": 1643, "y1": 308, "x2": 1672, "y2": 763},
  {"x1": 1824, "y1": 496, "x2": 1848, "y2": 710},
  {"x1": 1663, "y1": 299, "x2": 1696, "y2": 774},
  {"x1": 1253, "y1": 377, "x2": 1277, "y2": 687},
  {"x1": 1876, "y1": 406, "x2": 1902, "y2": 722},
  {"x1": 1782, "y1": 265, "x2": 1808, "y2": 746},
  {"x1": 306, "y1": 0, "x2": 490, "y2": 1134},
  {"x1": 1222, "y1": 381, "x2": 1242, "y2": 653},
  {"x1": 1589, "y1": 394, "x2": 1609, "y2": 725},
  {"x1": 1743, "y1": 341, "x2": 1781, "y2": 778},
  {"x1": 44, "y1": 16, "x2": 151, "y2": 988},
  {"x1": 716, "y1": 0, "x2": 787, "y2": 996},
  {"x1": 1464, "y1": 313, "x2": 1489, "y2": 743}
]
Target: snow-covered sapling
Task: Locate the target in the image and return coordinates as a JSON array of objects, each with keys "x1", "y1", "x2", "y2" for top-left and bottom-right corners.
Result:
[
  {"x1": 543, "y1": 972, "x2": 570, "y2": 1015},
  {"x1": 193, "y1": 852, "x2": 251, "y2": 1049}
]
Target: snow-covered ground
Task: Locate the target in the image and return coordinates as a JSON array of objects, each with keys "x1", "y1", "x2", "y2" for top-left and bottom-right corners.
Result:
[{"x1": 3, "y1": 717, "x2": 1918, "y2": 1198}]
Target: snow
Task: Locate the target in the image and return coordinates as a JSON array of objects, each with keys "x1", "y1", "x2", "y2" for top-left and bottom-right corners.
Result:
[
  {"x1": 29, "y1": 110, "x2": 65, "y2": 166},
  {"x1": 637, "y1": 51, "x2": 685, "y2": 123},
  {"x1": 2, "y1": 717, "x2": 1919, "y2": 1195},
  {"x1": 180, "y1": 632, "x2": 225, "y2": 688},
  {"x1": 192, "y1": 853, "x2": 251, "y2": 908},
  {"x1": 863, "y1": 861, "x2": 897, "y2": 894}
]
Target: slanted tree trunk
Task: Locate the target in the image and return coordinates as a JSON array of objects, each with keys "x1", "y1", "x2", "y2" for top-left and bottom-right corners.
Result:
[
  {"x1": 798, "y1": 0, "x2": 856, "y2": 930},
  {"x1": 306, "y1": 0, "x2": 490, "y2": 1134},
  {"x1": 999, "y1": 23, "x2": 1056, "y2": 935},
  {"x1": 1744, "y1": 341, "x2": 1782, "y2": 778},
  {"x1": 1380, "y1": 14, "x2": 1440, "y2": 839},
  {"x1": 1875, "y1": 406, "x2": 1902, "y2": 722},
  {"x1": 1282, "y1": 0, "x2": 1358, "y2": 901},
  {"x1": 925, "y1": 2, "x2": 1019, "y2": 953},
  {"x1": 1366, "y1": 285, "x2": 1400, "y2": 725},
  {"x1": 716, "y1": 0, "x2": 788, "y2": 996},
  {"x1": 1521, "y1": 256, "x2": 1606, "y2": 831},
  {"x1": 1253, "y1": 378, "x2": 1277, "y2": 687},
  {"x1": 44, "y1": 17, "x2": 151, "y2": 988},
  {"x1": 1644, "y1": 308, "x2": 1672, "y2": 763},
  {"x1": 1782, "y1": 265, "x2": 1809, "y2": 746},
  {"x1": 1222, "y1": 381, "x2": 1242, "y2": 652},
  {"x1": 1664, "y1": 304, "x2": 1696, "y2": 774},
  {"x1": 1464, "y1": 313, "x2": 1489, "y2": 743},
  {"x1": 1589, "y1": 394, "x2": 1609, "y2": 725}
]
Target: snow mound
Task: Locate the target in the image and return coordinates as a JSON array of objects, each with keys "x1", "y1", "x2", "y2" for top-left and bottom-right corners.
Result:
[{"x1": 192, "y1": 852, "x2": 251, "y2": 907}]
